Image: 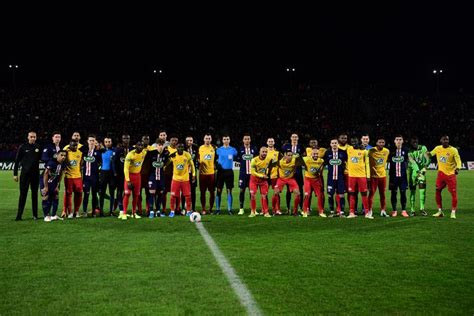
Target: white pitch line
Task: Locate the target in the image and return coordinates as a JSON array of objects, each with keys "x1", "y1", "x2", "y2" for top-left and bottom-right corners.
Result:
[{"x1": 195, "y1": 222, "x2": 263, "y2": 316}]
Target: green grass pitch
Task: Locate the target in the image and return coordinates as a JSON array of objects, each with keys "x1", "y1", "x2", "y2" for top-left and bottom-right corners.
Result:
[{"x1": 1, "y1": 170, "x2": 473, "y2": 314}]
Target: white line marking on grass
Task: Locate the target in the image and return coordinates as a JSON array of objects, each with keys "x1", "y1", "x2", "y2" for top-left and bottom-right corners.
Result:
[{"x1": 195, "y1": 222, "x2": 263, "y2": 316}]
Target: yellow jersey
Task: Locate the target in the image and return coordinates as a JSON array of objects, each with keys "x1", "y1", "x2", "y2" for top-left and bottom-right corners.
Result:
[
  {"x1": 64, "y1": 143, "x2": 83, "y2": 150},
  {"x1": 267, "y1": 148, "x2": 280, "y2": 179},
  {"x1": 167, "y1": 146, "x2": 177, "y2": 155},
  {"x1": 278, "y1": 157, "x2": 297, "y2": 179},
  {"x1": 430, "y1": 146, "x2": 462, "y2": 175},
  {"x1": 250, "y1": 155, "x2": 272, "y2": 178},
  {"x1": 198, "y1": 145, "x2": 216, "y2": 175},
  {"x1": 306, "y1": 147, "x2": 327, "y2": 158},
  {"x1": 302, "y1": 157, "x2": 324, "y2": 179},
  {"x1": 368, "y1": 147, "x2": 389, "y2": 178},
  {"x1": 170, "y1": 151, "x2": 196, "y2": 181},
  {"x1": 64, "y1": 149, "x2": 83, "y2": 179},
  {"x1": 124, "y1": 150, "x2": 147, "y2": 181},
  {"x1": 347, "y1": 146, "x2": 370, "y2": 178}
]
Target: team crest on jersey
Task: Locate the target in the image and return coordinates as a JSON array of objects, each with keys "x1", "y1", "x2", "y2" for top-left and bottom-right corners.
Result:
[
  {"x1": 152, "y1": 161, "x2": 164, "y2": 168},
  {"x1": 242, "y1": 154, "x2": 253, "y2": 160},
  {"x1": 43, "y1": 149, "x2": 47, "y2": 152},
  {"x1": 53, "y1": 153, "x2": 58, "y2": 159},
  {"x1": 376, "y1": 158, "x2": 384, "y2": 165},
  {"x1": 258, "y1": 168, "x2": 266, "y2": 173},
  {"x1": 284, "y1": 170, "x2": 291, "y2": 176},
  {"x1": 310, "y1": 167, "x2": 318, "y2": 173},
  {"x1": 70, "y1": 160, "x2": 78, "y2": 166},
  {"x1": 204, "y1": 154, "x2": 212, "y2": 160},
  {"x1": 176, "y1": 164, "x2": 185, "y2": 170},
  {"x1": 84, "y1": 156, "x2": 95, "y2": 163},
  {"x1": 133, "y1": 162, "x2": 142, "y2": 167},
  {"x1": 392, "y1": 156, "x2": 405, "y2": 163},
  {"x1": 120, "y1": 157, "x2": 125, "y2": 163},
  {"x1": 329, "y1": 159, "x2": 342, "y2": 165},
  {"x1": 440, "y1": 156, "x2": 447, "y2": 163},
  {"x1": 351, "y1": 157, "x2": 359, "y2": 163}
]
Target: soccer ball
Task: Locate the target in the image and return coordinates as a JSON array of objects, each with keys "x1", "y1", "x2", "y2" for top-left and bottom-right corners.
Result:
[{"x1": 190, "y1": 212, "x2": 201, "y2": 223}]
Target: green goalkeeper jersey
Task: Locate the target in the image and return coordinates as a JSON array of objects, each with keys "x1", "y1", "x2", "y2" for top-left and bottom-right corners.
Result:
[{"x1": 408, "y1": 145, "x2": 429, "y2": 172}]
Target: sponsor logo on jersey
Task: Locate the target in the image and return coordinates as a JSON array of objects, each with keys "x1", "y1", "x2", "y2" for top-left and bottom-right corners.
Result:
[
  {"x1": 258, "y1": 168, "x2": 266, "y2": 173},
  {"x1": 310, "y1": 167, "x2": 318, "y2": 173},
  {"x1": 176, "y1": 164, "x2": 185, "y2": 170},
  {"x1": 392, "y1": 156, "x2": 405, "y2": 163},
  {"x1": 329, "y1": 159, "x2": 342, "y2": 166},
  {"x1": 69, "y1": 160, "x2": 78, "y2": 166},
  {"x1": 376, "y1": 158, "x2": 384, "y2": 165},
  {"x1": 351, "y1": 157, "x2": 359, "y2": 163},
  {"x1": 133, "y1": 162, "x2": 142, "y2": 167},
  {"x1": 204, "y1": 154, "x2": 212, "y2": 160},
  {"x1": 440, "y1": 156, "x2": 447, "y2": 163},
  {"x1": 284, "y1": 170, "x2": 291, "y2": 176},
  {"x1": 242, "y1": 154, "x2": 253, "y2": 160},
  {"x1": 84, "y1": 156, "x2": 95, "y2": 163},
  {"x1": 152, "y1": 161, "x2": 164, "y2": 168}
]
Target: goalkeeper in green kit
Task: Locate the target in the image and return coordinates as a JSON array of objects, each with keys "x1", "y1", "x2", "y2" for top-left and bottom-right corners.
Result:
[{"x1": 408, "y1": 136, "x2": 430, "y2": 216}]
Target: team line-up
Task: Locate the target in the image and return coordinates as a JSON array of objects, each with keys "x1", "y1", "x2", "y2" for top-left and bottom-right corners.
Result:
[{"x1": 13, "y1": 131, "x2": 461, "y2": 222}]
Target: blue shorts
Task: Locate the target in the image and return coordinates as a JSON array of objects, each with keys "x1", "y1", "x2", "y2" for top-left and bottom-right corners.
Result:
[
  {"x1": 389, "y1": 175, "x2": 408, "y2": 191},
  {"x1": 83, "y1": 176, "x2": 99, "y2": 193},
  {"x1": 239, "y1": 173, "x2": 251, "y2": 189},
  {"x1": 327, "y1": 177, "x2": 345, "y2": 195},
  {"x1": 148, "y1": 176, "x2": 165, "y2": 191},
  {"x1": 40, "y1": 177, "x2": 59, "y2": 200}
]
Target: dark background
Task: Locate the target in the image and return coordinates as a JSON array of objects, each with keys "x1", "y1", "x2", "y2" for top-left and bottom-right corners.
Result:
[{"x1": 1, "y1": 4, "x2": 472, "y2": 92}]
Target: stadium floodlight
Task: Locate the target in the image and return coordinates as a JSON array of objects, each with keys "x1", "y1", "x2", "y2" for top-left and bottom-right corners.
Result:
[
  {"x1": 286, "y1": 68, "x2": 290, "y2": 72},
  {"x1": 439, "y1": 69, "x2": 443, "y2": 73},
  {"x1": 433, "y1": 70, "x2": 437, "y2": 74},
  {"x1": 292, "y1": 68, "x2": 295, "y2": 72},
  {"x1": 9, "y1": 65, "x2": 12, "y2": 68},
  {"x1": 153, "y1": 70, "x2": 157, "y2": 74}
]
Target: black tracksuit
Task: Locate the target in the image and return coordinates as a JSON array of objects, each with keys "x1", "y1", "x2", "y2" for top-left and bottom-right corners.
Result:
[{"x1": 14, "y1": 143, "x2": 41, "y2": 219}]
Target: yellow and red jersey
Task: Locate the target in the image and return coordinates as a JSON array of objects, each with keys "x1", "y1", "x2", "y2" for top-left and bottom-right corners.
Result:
[
  {"x1": 267, "y1": 148, "x2": 280, "y2": 179},
  {"x1": 278, "y1": 156, "x2": 297, "y2": 179},
  {"x1": 64, "y1": 149, "x2": 83, "y2": 179},
  {"x1": 347, "y1": 146, "x2": 370, "y2": 178},
  {"x1": 368, "y1": 147, "x2": 389, "y2": 178},
  {"x1": 250, "y1": 155, "x2": 272, "y2": 178},
  {"x1": 302, "y1": 156, "x2": 324, "y2": 179},
  {"x1": 170, "y1": 151, "x2": 196, "y2": 181},
  {"x1": 124, "y1": 149, "x2": 147, "y2": 181},
  {"x1": 198, "y1": 145, "x2": 216, "y2": 175},
  {"x1": 430, "y1": 145, "x2": 462, "y2": 175}
]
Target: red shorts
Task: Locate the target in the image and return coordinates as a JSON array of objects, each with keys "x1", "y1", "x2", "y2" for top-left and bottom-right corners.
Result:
[
  {"x1": 436, "y1": 171, "x2": 457, "y2": 192},
  {"x1": 304, "y1": 177, "x2": 323, "y2": 196},
  {"x1": 124, "y1": 173, "x2": 141, "y2": 196},
  {"x1": 249, "y1": 175, "x2": 269, "y2": 195},
  {"x1": 270, "y1": 178, "x2": 278, "y2": 189},
  {"x1": 171, "y1": 179, "x2": 191, "y2": 197},
  {"x1": 65, "y1": 177, "x2": 83, "y2": 194},
  {"x1": 370, "y1": 177, "x2": 386, "y2": 193},
  {"x1": 199, "y1": 174, "x2": 215, "y2": 192},
  {"x1": 348, "y1": 177, "x2": 368, "y2": 193},
  {"x1": 275, "y1": 178, "x2": 299, "y2": 192}
]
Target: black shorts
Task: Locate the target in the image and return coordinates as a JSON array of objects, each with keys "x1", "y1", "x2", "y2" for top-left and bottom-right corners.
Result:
[
  {"x1": 217, "y1": 169, "x2": 234, "y2": 190},
  {"x1": 389, "y1": 175, "x2": 408, "y2": 191}
]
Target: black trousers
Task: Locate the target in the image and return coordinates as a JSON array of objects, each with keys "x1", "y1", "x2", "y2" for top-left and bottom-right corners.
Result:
[{"x1": 17, "y1": 171, "x2": 39, "y2": 219}]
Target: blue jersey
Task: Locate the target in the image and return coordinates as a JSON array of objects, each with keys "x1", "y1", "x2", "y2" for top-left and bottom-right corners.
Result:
[
  {"x1": 237, "y1": 146, "x2": 257, "y2": 175},
  {"x1": 364, "y1": 144, "x2": 373, "y2": 150},
  {"x1": 101, "y1": 147, "x2": 116, "y2": 172},
  {"x1": 324, "y1": 149, "x2": 347, "y2": 180},
  {"x1": 148, "y1": 149, "x2": 169, "y2": 181},
  {"x1": 81, "y1": 147, "x2": 102, "y2": 178},
  {"x1": 41, "y1": 143, "x2": 61, "y2": 163},
  {"x1": 43, "y1": 159, "x2": 64, "y2": 186},
  {"x1": 217, "y1": 146, "x2": 238, "y2": 170},
  {"x1": 389, "y1": 147, "x2": 409, "y2": 178}
]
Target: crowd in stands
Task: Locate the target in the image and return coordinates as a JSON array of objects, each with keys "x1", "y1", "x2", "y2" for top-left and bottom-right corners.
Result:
[{"x1": 1, "y1": 82, "x2": 472, "y2": 154}]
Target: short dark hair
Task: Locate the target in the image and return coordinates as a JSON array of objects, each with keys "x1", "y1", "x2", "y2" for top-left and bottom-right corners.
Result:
[
  {"x1": 394, "y1": 134, "x2": 404, "y2": 139},
  {"x1": 376, "y1": 136, "x2": 385, "y2": 141},
  {"x1": 88, "y1": 134, "x2": 96, "y2": 139},
  {"x1": 58, "y1": 149, "x2": 67, "y2": 154},
  {"x1": 52, "y1": 131, "x2": 61, "y2": 137}
]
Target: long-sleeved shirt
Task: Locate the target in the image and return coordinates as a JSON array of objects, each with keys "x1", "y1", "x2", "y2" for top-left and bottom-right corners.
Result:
[{"x1": 14, "y1": 143, "x2": 41, "y2": 176}]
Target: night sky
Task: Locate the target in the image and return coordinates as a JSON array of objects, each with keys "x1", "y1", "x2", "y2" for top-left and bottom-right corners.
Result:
[{"x1": 2, "y1": 4, "x2": 472, "y2": 90}]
